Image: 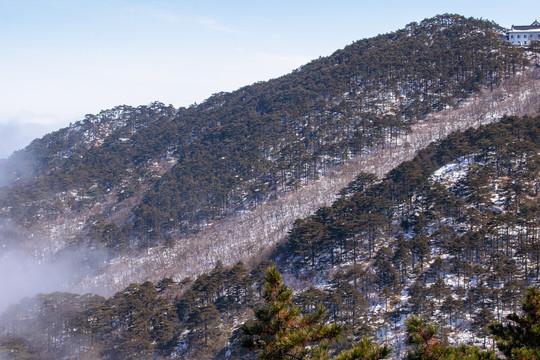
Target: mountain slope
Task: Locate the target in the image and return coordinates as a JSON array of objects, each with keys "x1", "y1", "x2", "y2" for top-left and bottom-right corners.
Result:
[
  {"x1": 274, "y1": 114, "x2": 540, "y2": 354},
  {"x1": 3, "y1": 114, "x2": 540, "y2": 359},
  {"x1": 0, "y1": 14, "x2": 533, "y2": 295},
  {"x1": 75, "y1": 66, "x2": 540, "y2": 294}
]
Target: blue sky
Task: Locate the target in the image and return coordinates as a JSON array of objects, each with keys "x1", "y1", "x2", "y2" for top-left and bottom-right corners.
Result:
[{"x1": 0, "y1": 0, "x2": 538, "y2": 157}]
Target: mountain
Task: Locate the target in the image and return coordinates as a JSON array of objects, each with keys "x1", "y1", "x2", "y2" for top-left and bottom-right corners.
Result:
[
  {"x1": 1, "y1": 14, "x2": 540, "y2": 358},
  {"x1": 0, "y1": 14, "x2": 524, "y2": 243},
  {"x1": 2, "y1": 113, "x2": 540, "y2": 359},
  {"x1": 0, "y1": 15, "x2": 533, "y2": 296}
]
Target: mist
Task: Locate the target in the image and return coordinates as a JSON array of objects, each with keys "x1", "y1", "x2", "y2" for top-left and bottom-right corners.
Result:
[
  {"x1": 0, "y1": 224, "x2": 110, "y2": 314},
  {"x1": 0, "y1": 249, "x2": 83, "y2": 313}
]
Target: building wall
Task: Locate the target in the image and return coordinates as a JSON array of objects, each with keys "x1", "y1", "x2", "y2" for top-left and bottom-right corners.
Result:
[{"x1": 508, "y1": 30, "x2": 540, "y2": 46}]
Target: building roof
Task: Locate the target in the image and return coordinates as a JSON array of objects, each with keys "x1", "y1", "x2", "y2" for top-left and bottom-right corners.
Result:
[{"x1": 511, "y1": 20, "x2": 540, "y2": 31}]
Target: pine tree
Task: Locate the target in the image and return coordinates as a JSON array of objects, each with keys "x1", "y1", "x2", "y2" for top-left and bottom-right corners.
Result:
[
  {"x1": 489, "y1": 287, "x2": 540, "y2": 359},
  {"x1": 405, "y1": 316, "x2": 441, "y2": 360},
  {"x1": 406, "y1": 316, "x2": 496, "y2": 360},
  {"x1": 242, "y1": 266, "x2": 390, "y2": 360},
  {"x1": 472, "y1": 307, "x2": 495, "y2": 348},
  {"x1": 187, "y1": 303, "x2": 221, "y2": 347},
  {"x1": 242, "y1": 266, "x2": 342, "y2": 359},
  {"x1": 333, "y1": 337, "x2": 391, "y2": 360}
]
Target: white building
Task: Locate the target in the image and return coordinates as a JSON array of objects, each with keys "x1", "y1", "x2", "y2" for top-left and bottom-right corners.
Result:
[{"x1": 507, "y1": 20, "x2": 540, "y2": 46}]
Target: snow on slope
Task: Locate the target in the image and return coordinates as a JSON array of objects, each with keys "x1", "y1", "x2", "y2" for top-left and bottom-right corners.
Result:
[{"x1": 75, "y1": 68, "x2": 540, "y2": 295}]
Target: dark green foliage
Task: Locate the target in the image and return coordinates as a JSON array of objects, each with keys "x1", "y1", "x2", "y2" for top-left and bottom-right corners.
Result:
[
  {"x1": 0, "y1": 15, "x2": 526, "y2": 248},
  {"x1": 187, "y1": 303, "x2": 222, "y2": 348},
  {"x1": 405, "y1": 316, "x2": 496, "y2": 360},
  {"x1": 242, "y1": 266, "x2": 390, "y2": 360},
  {"x1": 242, "y1": 266, "x2": 343, "y2": 359},
  {"x1": 173, "y1": 261, "x2": 267, "y2": 358},
  {"x1": 489, "y1": 287, "x2": 540, "y2": 359},
  {"x1": 87, "y1": 215, "x2": 126, "y2": 250},
  {"x1": 333, "y1": 337, "x2": 392, "y2": 360},
  {"x1": 282, "y1": 193, "x2": 395, "y2": 271},
  {"x1": 0, "y1": 283, "x2": 178, "y2": 360},
  {"x1": 98, "y1": 281, "x2": 178, "y2": 359},
  {"x1": 472, "y1": 307, "x2": 496, "y2": 347},
  {"x1": 0, "y1": 292, "x2": 108, "y2": 359},
  {"x1": 276, "y1": 114, "x2": 540, "y2": 352},
  {"x1": 0, "y1": 262, "x2": 265, "y2": 359},
  {"x1": 405, "y1": 316, "x2": 441, "y2": 360}
]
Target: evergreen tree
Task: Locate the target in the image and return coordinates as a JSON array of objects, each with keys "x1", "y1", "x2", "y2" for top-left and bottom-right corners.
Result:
[
  {"x1": 489, "y1": 287, "x2": 540, "y2": 359},
  {"x1": 242, "y1": 266, "x2": 342, "y2": 359},
  {"x1": 406, "y1": 316, "x2": 496, "y2": 360},
  {"x1": 406, "y1": 316, "x2": 441, "y2": 360},
  {"x1": 187, "y1": 303, "x2": 222, "y2": 348},
  {"x1": 242, "y1": 266, "x2": 389, "y2": 360},
  {"x1": 333, "y1": 337, "x2": 391, "y2": 360},
  {"x1": 472, "y1": 307, "x2": 495, "y2": 348}
]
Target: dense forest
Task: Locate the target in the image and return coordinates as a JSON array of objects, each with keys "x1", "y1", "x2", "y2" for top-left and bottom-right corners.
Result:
[
  {"x1": 1, "y1": 13, "x2": 540, "y2": 359},
  {"x1": 2, "y1": 114, "x2": 540, "y2": 359},
  {"x1": 276, "y1": 115, "x2": 540, "y2": 351},
  {"x1": 0, "y1": 15, "x2": 527, "y2": 252}
]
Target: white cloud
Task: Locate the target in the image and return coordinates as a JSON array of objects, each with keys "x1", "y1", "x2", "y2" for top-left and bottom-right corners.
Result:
[
  {"x1": 194, "y1": 17, "x2": 243, "y2": 33},
  {"x1": 140, "y1": 6, "x2": 181, "y2": 23},
  {"x1": 0, "y1": 249, "x2": 74, "y2": 313}
]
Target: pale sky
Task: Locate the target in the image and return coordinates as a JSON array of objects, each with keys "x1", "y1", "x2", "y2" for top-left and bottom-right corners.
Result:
[{"x1": 0, "y1": 0, "x2": 538, "y2": 157}]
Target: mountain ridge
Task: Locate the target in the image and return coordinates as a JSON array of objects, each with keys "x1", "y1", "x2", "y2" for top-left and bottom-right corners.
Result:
[
  {"x1": 75, "y1": 67, "x2": 540, "y2": 294},
  {"x1": 3, "y1": 112, "x2": 540, "y2": 359},
  {"x1": 0, "y1": 13, "x2": 535, "y2": 299},
  {"x1": 1, "y1": 13, "x2": 540, "y2": 359}
]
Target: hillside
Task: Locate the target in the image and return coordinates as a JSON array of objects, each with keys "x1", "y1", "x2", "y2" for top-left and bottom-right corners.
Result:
[
  {"x1": 276, "y1": 114, "x2": 540, "y2": 354},
  {"x1": 1, "y1": 13, "x2": 540, "y2": 353},
  {"x1": 75, "y1": 66, "x2": 540, "y2": 294},
  {"x1": 0, "y1": 15, "x2": 535, "y2": 302},
  {"x1": 0, "y1": 14, "x2": 525, "y2": 251},
  {"x1": 3, "y1": 114, "x2": 540, "y2": 359}
]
